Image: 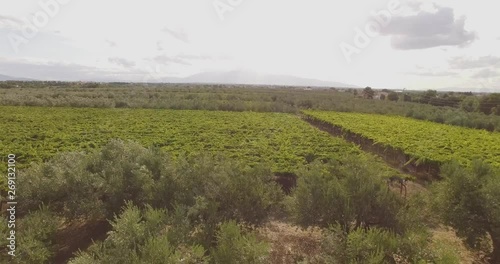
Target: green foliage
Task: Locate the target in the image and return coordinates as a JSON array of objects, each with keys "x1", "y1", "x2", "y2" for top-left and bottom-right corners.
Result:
[
  {"x1": 210, "y1": 220, "x2": 269, "y2": 264},
  {"x1": 0, "y1": 106, "x2": 363, "y2": 176},
  {"x1": 387, "y1": 92, "x2": 399, "y2": 102},
  {"x1": 479, "y1": 93, "x2": 500, "y2": 115},
  {"x1": 1, "y1": 84, "x2": 499, "y2": 131},
  {"x1": 69, "y1": 202, "x2": 209, "y2": 264},
  {"x1": 17, "y1": 140, "x2": 161, "y2": 219},
  {"x1": 69, "y1": 203, "x2": 269, "y2": 264},
  {"x1": 460, "y1": 96, "x2": 480, "y2": 112},
  {"x1": 13, "y1": 205, "x2": 58, "y2": 264},
  {"x1": 304, "y1": 110, "x2": 500, "y2": 168},
  {"x1": 172, "y1": 155, "x2": 284, "y2": 225},
  {"x1": 86, "y1": 140, "x2": 156, "y2": 216},
  {"x1": 313, "y1": 225, "x2": 401, "y2": 264},
  {"x1": 19, "y1": 140, "x2": 284, "y2": 225},
  {"x1": 289, "y1": 155, "x2": 403, "y2": 232},
  {"x1": 345, "y1": 227, "x2": 397, "y2": 263},
  {"x1": 433, "y1": 160, "x2": 500, "y2": 261},
  {"x1": 312, "y1": 224, "x2": 458, "y2": 264},
  {"x1": 363, "y1": 87, "x2": 374, "y2": 99},
  {"x1": 395, "y1": 191, "x2": 439, "y2": 234},
  {"x1": 15, "y1": 140, "x2": 282, "y2": 263},
  {"x1": 18, "y1": 152, "x2": 106, "y2": 218}
]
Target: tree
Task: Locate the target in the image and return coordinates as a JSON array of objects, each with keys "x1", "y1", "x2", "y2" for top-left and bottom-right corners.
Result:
[
  {"x1": 479, "y1": 93, "x2": 500, "y2": 115},
  {"x1": 433, "y1": 160, "x2": 500, "y2": 263},
  {"x1": 419, "y1": 90, "x2": 438, "y2": 104},
  {"x1": 363, "y1": 87, "x2": 374, "y2": 99},
  {"x1": 289, "y1": 155, "x2": 403, "y2": 232},
  {"x1": 402, "y1": 94, "x2": 412, "y2": 102},
  {"x1": 380, "y1": 94, "x2": 386, "y2": 100},
  {"x1": 387, "y1": 92, "x2": 399, "y2": 102},
  {"x1": 460, "y1": 96, "x2": 480, "y2": 112}
]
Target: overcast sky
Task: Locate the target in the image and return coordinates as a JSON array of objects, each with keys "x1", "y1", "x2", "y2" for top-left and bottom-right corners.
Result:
[{"x1": 0, "y1": 0, "x2": 499, "y2": 91}]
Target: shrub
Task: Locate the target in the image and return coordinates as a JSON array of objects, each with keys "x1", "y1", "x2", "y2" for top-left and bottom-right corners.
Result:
[
  {"x1": 69, "y1": 202, "x2": 209, "y2": 264},
  {"x1": 18, "y1": 152, "x2": 105, "y2": 219},
  {"x1": 13, "y1": 205, "x2": 59, "y2": 264},
  {"x1": 86, "y1": 140, "x2": 156, "y2": 217},
  {"x1": 289, "y1": 154, "x2": 403, "y2": 232},
  {"x1": 313, "y1": 225, "x2": 397, "y2": 264},
  {"x1": 432, "y1": 160, "x2": 500, "y2": 262},
  {"x1": 210, "y1": 220, "x2": 269, "y2": 264},
  {"x1": 167, "y1": 154, "x2": 284, "y2": 226},
  {"x1": 311, "y1": 224, "x2": 457, "y2": 264}
]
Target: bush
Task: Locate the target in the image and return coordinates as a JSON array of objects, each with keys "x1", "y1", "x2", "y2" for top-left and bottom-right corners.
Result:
[
  {"x1": 313, "y1": 225, "x2": 398, "y2": 264},
  {"x1": 13, "y1": 206, "x2": 59, "y2": 264},
  {"x1": 288, "y1": 154, "x2": 403, "y2": 232},
  {"x1": 387, "y1": 92, "x2": 399, "y2": 102},
  {"x1": 69, "y1": 202, "x2": 209, "y2": 264},
  {"x1": 433, "y1": 160, "x2": 500, "y2": 262},
  {"x1": 210, "y1": 220, "x2": 269, "y2": 264},
  {"x1": 18, "y1": 152, "x2": 105, "y2": 219},
  {"x1": 161, "y1": 154, "x2": 284, "y2": 226},
  {"x1": 311, "y1": 224, "x2": 458, "y2": 264},
  {"x1": 18, "y1": 140, "x2": 162, "y2": 219},
  {"x1": 86, "y1": 140, "x2": 156, "y2": 217},
  {"x1": 70, "y1": 203, "x2": 270, "y2": 263},
  {"x1": 159, "y1": 155, "x2": 283, "y2": 248}
]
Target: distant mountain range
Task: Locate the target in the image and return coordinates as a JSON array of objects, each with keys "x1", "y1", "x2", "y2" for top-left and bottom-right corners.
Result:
[
  {"x1": 0, "y1": 74, "x2": 34, "y2": 81},
  {"x1": 1, "y1": 71, "x2": 358, "y2": 88},
  {"x1": 173, "y1": 71, "x2": 359, "y2": 88}
]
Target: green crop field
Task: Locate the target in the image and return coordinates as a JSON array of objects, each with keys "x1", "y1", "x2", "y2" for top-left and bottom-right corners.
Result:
[
  {"x1": 303, "y1": 110, "x2": 500, "y2": 167},
  {"x1": 0, "y1": 106, "x2": 378, "y2": 175}
]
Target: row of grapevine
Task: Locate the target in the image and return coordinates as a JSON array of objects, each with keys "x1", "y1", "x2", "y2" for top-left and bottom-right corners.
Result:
[
  {"x1": 0, "y1": 106, "x2": 396, "y2": 176},
  {"x1": 303, "y1": 110, "x2": 500, "y2": 168}
]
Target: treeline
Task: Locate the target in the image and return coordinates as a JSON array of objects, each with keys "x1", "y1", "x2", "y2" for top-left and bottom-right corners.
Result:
[
  {"x1": 388, "y1": 89, "x2": 500, "y2": 116},
  {"x1": 1, "y1": 83, "x2": 500, "y2": 131},
  {"x1": 3, "y1": 140, "x2": 499, "y2": 263}
]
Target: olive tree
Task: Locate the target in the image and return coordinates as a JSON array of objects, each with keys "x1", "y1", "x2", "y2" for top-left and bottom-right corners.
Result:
[{"x1": 433, "y1": 160, "x2": 500, "y2": 263}]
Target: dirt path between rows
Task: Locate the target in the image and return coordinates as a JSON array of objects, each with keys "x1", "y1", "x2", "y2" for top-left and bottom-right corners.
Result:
[
  {"x1": 53, "y1": 219, "x2": 111, "y2": 264},
  {"x1": 301, "y1": 114, "x2": 440, "y2": 183}
]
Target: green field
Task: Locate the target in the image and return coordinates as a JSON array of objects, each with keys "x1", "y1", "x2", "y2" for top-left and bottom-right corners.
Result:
[
  {"x1": 303, "y1": 110, "x2": 500, "y2": 167},
  {"x1": 0, "y1": 106, "x2": 374, "y2": 174}
]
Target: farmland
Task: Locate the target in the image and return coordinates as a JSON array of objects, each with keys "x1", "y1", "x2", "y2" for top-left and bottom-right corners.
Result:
[
  {"x1": 1, "y1": 83, "x2": 500, "y2": 131},
  {"x1": 303, "y1": 110, "x2": 500, "y2": 168},
  {"x1": 1, "y1": 86, "x2": 499, "y2": 263},
  {"x1": 0, "y1": 106, "x2": 377, "y2": 174}
]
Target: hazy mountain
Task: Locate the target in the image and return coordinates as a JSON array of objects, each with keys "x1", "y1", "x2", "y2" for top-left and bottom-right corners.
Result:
[
  {"x1": 0, "y1": 74, "x2": 34, "y2": 81},
  {"x1": 178, "y1": 71, "x2": 359, "y2": 88}
]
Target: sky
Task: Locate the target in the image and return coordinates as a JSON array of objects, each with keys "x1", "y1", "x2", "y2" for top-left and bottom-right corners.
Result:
[{"x1": 0, "y1": 0, "x2": 499, "y2": 91}]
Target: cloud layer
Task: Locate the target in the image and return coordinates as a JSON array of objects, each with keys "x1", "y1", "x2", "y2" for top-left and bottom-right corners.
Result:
[{"x1": 382, "y1": 6, "x2": 477, "y2": 50}]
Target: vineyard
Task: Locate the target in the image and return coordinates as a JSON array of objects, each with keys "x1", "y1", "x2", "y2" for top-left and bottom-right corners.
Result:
[
  {"x1": 0, "y1": 106, "x2": 393, "y2": 175},
  {"x1": 303, "y1": 110, "x2": 500, "y2": 168},
  {"x1": 0, "y1": 105, "x2": 497, "y2": 263}
]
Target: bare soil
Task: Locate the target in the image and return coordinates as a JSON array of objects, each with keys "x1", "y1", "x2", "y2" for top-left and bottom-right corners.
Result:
[
  {"x1": 257, "y1": 221, "x2": 323, "y2": 263},
  {"x1": 53, "y1": 218, "x2": 111, "y2": 264}
]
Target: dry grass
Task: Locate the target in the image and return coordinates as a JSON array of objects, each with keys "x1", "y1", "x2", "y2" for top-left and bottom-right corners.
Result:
[
  {"x1": 431, "y1": 226, "x2": 488, "y2": 264},
  {"x1": 257, "y1": 221, "x2": 322, "y2": 264}
]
